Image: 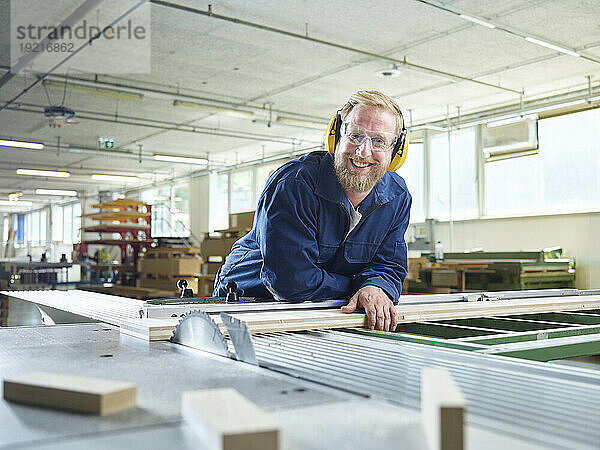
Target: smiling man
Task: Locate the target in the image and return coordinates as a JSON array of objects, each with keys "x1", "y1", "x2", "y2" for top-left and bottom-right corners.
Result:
[{"x1": 214, "y1": 91, "x2": 412, "y2": 331}]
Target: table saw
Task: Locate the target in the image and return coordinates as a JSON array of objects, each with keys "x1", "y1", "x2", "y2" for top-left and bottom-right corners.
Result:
[{"x1": 1, "y1": 287, "x2": 600, "y2": 449}]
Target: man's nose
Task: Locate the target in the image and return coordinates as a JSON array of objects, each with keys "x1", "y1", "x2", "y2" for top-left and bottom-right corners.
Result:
[{"x1": 355, "y1": 138, "x2": 373, "y2": 158}]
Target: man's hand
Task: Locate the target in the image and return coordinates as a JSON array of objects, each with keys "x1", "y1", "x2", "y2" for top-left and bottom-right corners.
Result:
[{"x1": 341, "y1": 285, "x2": 398, "y2": 331}]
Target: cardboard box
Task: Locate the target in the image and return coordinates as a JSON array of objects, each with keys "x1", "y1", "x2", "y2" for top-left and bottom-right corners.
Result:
[
  {"x1": 139, "y1": 257, "x2": 201, "y2": 276},
  {"x1": 202, "y1": 262, "x2": 223, "y2": 275},
  {"x1": 228, "y1": 211, "x2": 254, "y2": 231},
  {"x1": 201, "y1": 237, "x2": 238, "y2": 258},
  {"x1": 145, "y1": 247, "x2": 201, "y2": 258}
]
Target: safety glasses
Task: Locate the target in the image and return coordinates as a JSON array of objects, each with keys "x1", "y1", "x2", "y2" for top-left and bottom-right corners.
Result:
[{"x1": 341, "y1": 121, "x2": 397, "y2": 151}]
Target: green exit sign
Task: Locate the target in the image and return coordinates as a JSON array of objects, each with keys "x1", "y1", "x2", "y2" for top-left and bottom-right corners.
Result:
[{"x1": 97, "y1": 137, "x2": 114, "y2": 149}]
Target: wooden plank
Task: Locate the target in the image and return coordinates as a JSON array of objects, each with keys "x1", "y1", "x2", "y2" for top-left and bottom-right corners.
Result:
[
  {"x1": 3, "y1": 372, "x2": 136, "y2": 415},
  {"x1": 83, "y1": 239, "x2": 152, "y2": 245},
  {"x1": 92, "y1": 198, "x2": 148, "y2": 209},
  {"x1": 83, "y1": 212, "x2": 150, "y2": 220},
  {"x1": 395, "y1": 295, "x2": 600, "y2": 323},
  {"x1": 118, "y1": 295, "x2": 600, "y2": 341},
  {"x1": 120, "y1": 318, "x2": 179, "y2": 341},
  {"x1": 182, "y1": 388, "x2": 279, "y2": 450},
  {"x1": 82, "y1": 223, "x2": 150, "y2": 231},
  {"x1": 421, "y1": 367, "x2": 465, "y2": 450}
]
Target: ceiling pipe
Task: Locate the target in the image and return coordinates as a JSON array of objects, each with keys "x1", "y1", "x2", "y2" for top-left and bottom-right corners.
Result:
[
  {"x1": 0, "y1": 67, "x2": 329, "y2": 126},
  {"x1": 5, "y1": 102, "x2": 318, "y2": 146},
  {"x1": 410, "y1": 83, "x2": 600, "y2": 130},
  {"x1": 0, "y1": 1, "x2": 148, "y2": 112},
  {"x1": 150, "y1": 0, "x2": 522, "y2": 95}
]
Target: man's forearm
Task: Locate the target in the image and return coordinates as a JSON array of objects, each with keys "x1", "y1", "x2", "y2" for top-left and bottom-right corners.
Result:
[{"x1": 260, "y1": 264, "x2": 352, "y2": 301}]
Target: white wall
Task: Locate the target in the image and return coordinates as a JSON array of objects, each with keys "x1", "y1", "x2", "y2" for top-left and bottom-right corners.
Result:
[{"x1": 433, "y1": 211, "x2": 600, "y2": 289}]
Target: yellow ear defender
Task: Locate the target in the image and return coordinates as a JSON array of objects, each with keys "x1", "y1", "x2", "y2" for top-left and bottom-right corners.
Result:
[{"x1": 324, "y1": 111, "x2": 408, "y2": 171}]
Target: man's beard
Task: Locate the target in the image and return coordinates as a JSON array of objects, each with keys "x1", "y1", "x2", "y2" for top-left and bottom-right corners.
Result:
[{"x1": 334, "y1": 152, "x2": 390, "y2": 193}]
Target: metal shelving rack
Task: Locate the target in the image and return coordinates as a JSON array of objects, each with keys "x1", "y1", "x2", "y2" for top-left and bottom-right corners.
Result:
[{"x1": 78, "y1": 198, "x2": 153, "y2": 285}]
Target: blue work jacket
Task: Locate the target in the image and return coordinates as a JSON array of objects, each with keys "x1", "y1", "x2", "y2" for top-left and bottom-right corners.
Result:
[{"x1": 213, "y1": 151, "x2": 411, "y2": 302}]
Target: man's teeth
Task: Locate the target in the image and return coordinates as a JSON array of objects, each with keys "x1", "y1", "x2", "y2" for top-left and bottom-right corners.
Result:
[{"x1": 352, "y1": 159, "x2": 371, "y2": 168}]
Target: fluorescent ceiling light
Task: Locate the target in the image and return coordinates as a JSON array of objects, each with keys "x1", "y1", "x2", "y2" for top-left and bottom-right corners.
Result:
[
  {"x1": 486, "y1": 114, "x2": 538, "y2": 128},
  {"x1": 0, "y1": 139, "x2": 44, "y2": 150},
  {"x1": 409, "y1": 124, "x2": 447, "y2": 132},
  {"x1": 533, "y1": 99, "x2": 586, "y2": 113},
  {"x1": 276, "y1": 116, "x2": 326, "y2": 130},
  {"x1": 459, "y1": 14, "x2": 496, "y2": 29},
  {"x1": 173, "y1": 100, "x2": 254, "y2": 119},
  {"x1": 16, "y1": 168, "x2": 70, "y2": 177},
  {"x1": 45, "y1": 81, "x2": 143, "y2": 101},
  {"x1": 0, "y1": 200, "x2": 33, "y2": 206},
  {"x1": 153, "y1": 154, "x2": 208, "y2": 165},
  {"x1": 91, "y1": 174, "x2": 139, "y2": 182},
  {"x1": 35, "y1": 189, "x2": 78, "y2": 196},
  {"x1": 524, "y1": 37, "x2": 580, "y2": 57}
]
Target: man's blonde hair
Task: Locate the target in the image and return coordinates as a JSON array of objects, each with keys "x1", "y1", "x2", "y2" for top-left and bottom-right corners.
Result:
[{"x1": 339, "y1": 90, "x2": 404, "y2": 135}]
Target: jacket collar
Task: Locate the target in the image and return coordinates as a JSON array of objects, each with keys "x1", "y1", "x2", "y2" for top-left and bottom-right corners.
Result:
[{"x1": 315, "y1": 152, "x2": 401, "y2": 206}]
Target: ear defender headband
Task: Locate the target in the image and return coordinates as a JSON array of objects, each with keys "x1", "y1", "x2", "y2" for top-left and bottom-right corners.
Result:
[{"x1": 324, "y1": 111, "x2": 408, "y2": 172}]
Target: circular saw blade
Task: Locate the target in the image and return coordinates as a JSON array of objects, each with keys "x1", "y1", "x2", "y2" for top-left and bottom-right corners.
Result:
[{"x1": 170, "y1": 310, "x2": 230, "y2": 357}]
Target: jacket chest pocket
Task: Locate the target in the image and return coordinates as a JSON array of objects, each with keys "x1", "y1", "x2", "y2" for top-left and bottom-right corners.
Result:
[
  {"x1": 317, "y1": 243, "x2": 339, "y2": 265},
  {"x1": 344, "y1": 241, "x2": 379, "y2": 264}
]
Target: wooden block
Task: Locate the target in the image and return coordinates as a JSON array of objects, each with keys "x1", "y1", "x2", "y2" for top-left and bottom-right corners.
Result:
[
  {"x1": 3, "y1": 372, "x2": 136, "y2": 415},
  {"x1": 421, "y1": 367, "x2": 465, "y2": 450},
  {"x1": 182, "y1": 388, "x2": 279, "y2": 450},
  {"x1": 120, "y1": 318, "x2": 180, "y2": 341}
]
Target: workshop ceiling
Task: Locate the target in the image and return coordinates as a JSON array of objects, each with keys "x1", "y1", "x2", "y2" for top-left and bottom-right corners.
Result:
[{"x1": 0, "y1": 0, "x2": 599, "y2": 209}]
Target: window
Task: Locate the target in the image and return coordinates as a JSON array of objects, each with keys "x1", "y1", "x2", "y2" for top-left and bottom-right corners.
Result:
[
  {"x1": 63, "y1": 204, "x2": 73, "y2": 244},
  {"x1": 40, "y1": 209, "x2": 47, "y2": 245},
  {"x1": 486, "y1": 108, "x2": 600, "y2": 216},
  {"x1": 230, "y1": 169, "x2": 253, "y2": 213},
  {"x1": 30, "y1": 211, "x2": 39, "y2": 246},
  {"x1": 52, "y1": 205, "x2": 63, "y2": 242},
  {"x1": 172, "y1": 183, "x2": 190, "y2": 237},
  {"x1": 141, "y1": 184, "x2": 191, "y2": 237},
  {"x1": 141, "y1": 186, "x2": 171, "y2": 237},
  {"x1": 430, "y1": 129, "x2": 478, "y2": 220},
  {"x1": 16, "y1": 214, "x2": 25, "y2": 245},
  {"x1": 72, "y1": 202, "x2": 81, "y2": 243},
  {"x1": 396, "y1": 143, "x2": 425, "y2": 223}
]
